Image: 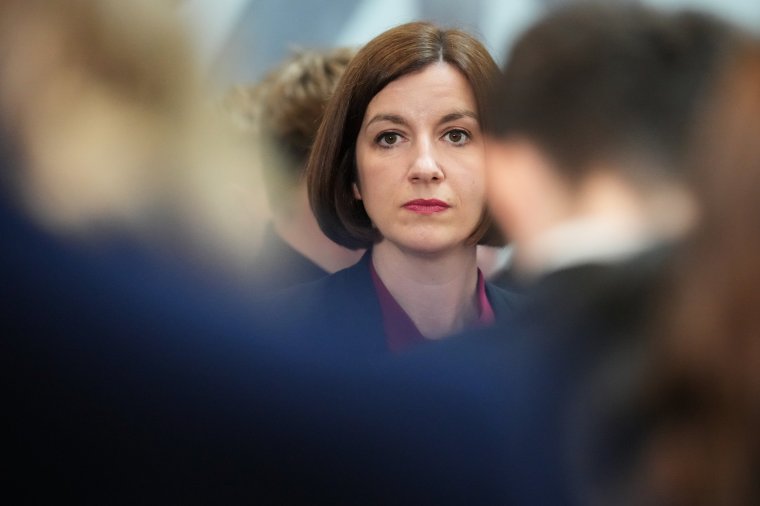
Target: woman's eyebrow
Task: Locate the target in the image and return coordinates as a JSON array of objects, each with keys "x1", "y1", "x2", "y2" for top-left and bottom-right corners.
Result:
[
  {"x1": 365, "y1": 113, "x2": 408, "y2": 128},
  {"x1": 438, "y1": 110, "x2": 478, "y2": 125},
  {"x1": 365, "y1": 110, "x2": 478, "y2": 129}
]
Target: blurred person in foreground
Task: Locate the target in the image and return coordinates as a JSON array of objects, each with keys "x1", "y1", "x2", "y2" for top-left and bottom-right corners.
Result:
[
  {"x1": 629, "y1": 39, "x2": 760, "y2": 506},
  {"x1": 269, "y1": 21, "x2": 519, "y2": 353},
  {"x1": 399, "y1": 4, "x2": 746, "y2": 504},
  {"x1": 223, "y1": 48, "x2": 364, "y2": 289}
]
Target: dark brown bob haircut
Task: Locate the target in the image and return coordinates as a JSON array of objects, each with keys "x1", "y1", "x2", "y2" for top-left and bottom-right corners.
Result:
[{"x1": 307, "y1": 21, "x2": 502, "y2": 250}]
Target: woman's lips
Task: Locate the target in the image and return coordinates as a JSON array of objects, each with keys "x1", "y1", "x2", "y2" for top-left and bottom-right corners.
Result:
[{"x1": 402, "y1": 199, "x2": 450, "y2": 214}]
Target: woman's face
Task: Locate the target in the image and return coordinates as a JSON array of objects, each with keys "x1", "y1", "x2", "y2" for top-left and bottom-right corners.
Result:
[{"x1": 354, "y1": 62, "x2": 486, "y2": 255}]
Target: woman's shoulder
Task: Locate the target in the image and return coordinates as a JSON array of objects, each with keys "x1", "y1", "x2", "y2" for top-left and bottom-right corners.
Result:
[
  {"x1": 256, "y1": 251, "x2": 392, "y2": 353},
  {"x1": 485, "y1": 281, "x2": 525, "y2": 319},
  {"x1": 257, "y1": 252, "x2": 380, "y2": 337},
  {"x1": 280, "y1": 251, "x2": 372, "y2": 301}
]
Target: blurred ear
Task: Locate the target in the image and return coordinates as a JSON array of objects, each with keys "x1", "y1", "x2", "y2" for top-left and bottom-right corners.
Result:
[
  {"x1": 484, "y1": 137, "x2": 573, "y2": 247},
  {"x1": 352, "y1": 181, "x2": 362, "y2": 200}
]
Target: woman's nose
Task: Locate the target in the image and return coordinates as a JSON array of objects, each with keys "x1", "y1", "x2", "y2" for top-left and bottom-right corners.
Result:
[{"x1": 408, "y1": 138, "x2": 444, "y2": 183}]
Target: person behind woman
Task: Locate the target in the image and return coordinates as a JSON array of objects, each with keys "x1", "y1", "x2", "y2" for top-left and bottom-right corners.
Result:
[
  {"x1": 270, "y1": 22, "x2": 518, "y2": 353},
  {"x1": 222, "y1": 48, "x2": 364, "y2": 289}
]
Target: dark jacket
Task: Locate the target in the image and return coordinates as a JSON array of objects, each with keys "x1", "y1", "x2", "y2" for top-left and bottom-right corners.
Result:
[
  {"x1": 266, "y1": 250, "x2": 522, "y2": 353},
  {"x1": 0, "y1": 193, "x2": 520, "y2": 504},
  {"x1": 400, "y1": 249, "x2": 674, "y2": 505}
]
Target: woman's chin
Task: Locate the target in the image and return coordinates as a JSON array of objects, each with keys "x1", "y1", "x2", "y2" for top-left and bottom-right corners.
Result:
[{"x1": 379, "y1": 234, "x2": 471, "y2": 257}]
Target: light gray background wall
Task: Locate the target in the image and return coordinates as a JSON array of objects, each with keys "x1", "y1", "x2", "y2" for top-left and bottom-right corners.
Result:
[{"x1": 179, "y1": 0, "x2": 760, "y2": 91}]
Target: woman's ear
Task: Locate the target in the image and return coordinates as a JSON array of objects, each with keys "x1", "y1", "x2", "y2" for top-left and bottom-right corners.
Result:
[{"x1": 352, "y1": 181, "x2": 362, "y2": 200}]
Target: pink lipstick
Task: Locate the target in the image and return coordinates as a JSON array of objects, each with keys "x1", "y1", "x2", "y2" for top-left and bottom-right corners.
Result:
[{"x1": 403, "y1": 199, "x2": 450, "y2": 214}]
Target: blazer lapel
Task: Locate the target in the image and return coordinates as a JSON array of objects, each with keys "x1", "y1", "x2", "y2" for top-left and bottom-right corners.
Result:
[{"x1": 323, "y1": 250, "x2": 388, "y2": 353}]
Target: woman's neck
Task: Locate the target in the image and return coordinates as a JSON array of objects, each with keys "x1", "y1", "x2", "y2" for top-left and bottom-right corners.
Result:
[{"x1": 371, "y1": 241, "x2": 480, "y2": 339}]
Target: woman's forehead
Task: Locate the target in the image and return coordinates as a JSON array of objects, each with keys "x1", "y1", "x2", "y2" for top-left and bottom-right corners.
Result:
[{"x1": 362, "y1": 63, "x2": 477, "y2": 124}]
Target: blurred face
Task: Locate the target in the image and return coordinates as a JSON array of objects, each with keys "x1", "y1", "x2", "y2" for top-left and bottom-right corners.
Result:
[
  {"x1": 354, "y1": 62, "x2": 486, "y2": 255},
  {"x1": 484, "y1": 137, "x2": 576, "y2": 247}
]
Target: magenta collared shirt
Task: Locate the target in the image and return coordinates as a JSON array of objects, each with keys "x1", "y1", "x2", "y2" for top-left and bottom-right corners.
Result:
[{"x1": 369, "y1": 260, "x2": 496, "y2": 352}]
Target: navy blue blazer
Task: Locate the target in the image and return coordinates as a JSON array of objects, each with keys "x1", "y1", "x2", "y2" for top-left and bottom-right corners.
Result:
[
  {"x1": 0, "y1": 192, "x2": 518, "y2": 504},
  {"x1": 266, "y1": 250, "x2": 522, "y2": 353}
]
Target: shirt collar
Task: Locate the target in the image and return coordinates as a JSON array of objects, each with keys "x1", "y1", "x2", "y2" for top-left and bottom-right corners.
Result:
[
  {"x1": 515, "y1": 216, "x2": 660, "y2": 280},
  {"x1": 369, "y1": 258, "x2": 494, "y2": 352}
]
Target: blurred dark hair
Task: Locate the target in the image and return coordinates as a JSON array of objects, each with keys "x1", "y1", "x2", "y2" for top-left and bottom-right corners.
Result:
[
  {"x1": 486, "y1": 4, "x2": 739, "y2": 183},
  {"x1": 307, "y1": 22, "x2": 502, "y2": 250},
  {"x1": 639, "y1": 40, "x2": 760, "y2": 506}
]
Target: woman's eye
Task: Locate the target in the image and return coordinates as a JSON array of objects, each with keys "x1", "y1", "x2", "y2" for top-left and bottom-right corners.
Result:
[
  {"x1": 376, "y1": 132, "x2": 401, "y2": 147},
  {"x1": 444, "y1": 129, "x2": 470, "y2": 145}
]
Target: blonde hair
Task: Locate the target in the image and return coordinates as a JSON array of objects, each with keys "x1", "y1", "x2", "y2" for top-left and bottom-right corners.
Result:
[
  {"x1": 223, "y1": 47, "x2": 356, "y2": 194},
  {"x1": 0, "y1": 0, "x2": 267, "y2": 276}
]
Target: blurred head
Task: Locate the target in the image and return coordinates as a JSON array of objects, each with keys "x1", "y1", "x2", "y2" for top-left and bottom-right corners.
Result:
[
  {"x1": 223, "y1": 47, "x2": 355, "y2": 215},
  {"x1": 307, "y1": 22, "x2": 502, "y2": 251},
  {"x1": 0, "y1": 0, "x2": 267, "y2": 273},
  {"x1": 483, "y1": 4, "x2": 739, "y2": 247},
  {"x1": 0, "y1": 0, "x2": 195, "y2": 227}
]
